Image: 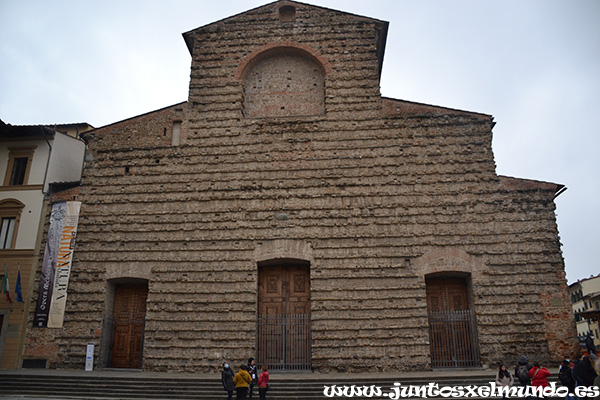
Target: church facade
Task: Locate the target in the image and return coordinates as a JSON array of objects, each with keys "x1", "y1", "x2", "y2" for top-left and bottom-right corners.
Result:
[{"x1": 23, "y1": 1, "x2": 576, "y2": 372}]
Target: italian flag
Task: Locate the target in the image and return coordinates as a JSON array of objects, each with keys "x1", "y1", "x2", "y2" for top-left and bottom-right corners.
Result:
[{"x1": 2, "y1": 267, "x2": 12, "y2": 304}]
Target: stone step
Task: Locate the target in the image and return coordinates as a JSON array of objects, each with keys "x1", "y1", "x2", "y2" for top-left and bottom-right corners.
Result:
[{"x1": 0, "y1": 372, "x2": 563, "y2": 400}]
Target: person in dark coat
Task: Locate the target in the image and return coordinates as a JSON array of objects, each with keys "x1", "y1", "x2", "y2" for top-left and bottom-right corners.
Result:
[
  {"x1": 247, "y1": 358, "x2": 258, "y2": 399},
  {"x1": 221, "y1": 362, "x2": 236, "y2": 400},
  {"x1": 573, "y1": 353, "x2": 598, "y2": 387},
  {"x1": 558, "y1": 358, "x2": 576, "y2": 397},
  {"x1": 586, "y1": 333, "x2": 597, "y2": 355},
  {"x1": 593, "y1": 360, "x2": 600, "y2": 400},
  {"x1": 515, "y1": 355, "x2": 534, "y2": 386}
]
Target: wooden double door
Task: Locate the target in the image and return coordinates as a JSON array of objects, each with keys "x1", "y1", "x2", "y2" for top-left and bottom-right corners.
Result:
[
  {"x1": 257, "y1": 264, "x2": 311, "y2": 370},
  {"x1": 111, "y1": 283, "x2": 148, "y2": 369},
  {"x1": 426, "y1": 277, "x2": 480, "y2": 368}
]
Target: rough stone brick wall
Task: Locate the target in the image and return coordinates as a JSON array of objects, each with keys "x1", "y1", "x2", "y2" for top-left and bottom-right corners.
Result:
[
  {"x1": 23, "y1": 103, "x2": 188, "y2": 368},
  {"x1": 22, "y1": 1, "x2": 576, "y2": 372},
  {"x1": 49, "y1": 187, "x2": 81, "y2": 203}
]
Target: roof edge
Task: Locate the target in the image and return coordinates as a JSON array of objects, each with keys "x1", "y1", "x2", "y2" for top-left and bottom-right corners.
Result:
[
  {"x1": 182, "y1": 0, "x2": 389, "y2": 59},
  {"x1": 499, "y1": 175, "x2": 566, "y2": 198},
  {"x1": 81, "y1": 101, "x2": 187, "y2": 140},
  {"x1": 382, "y1": 97, "x2": 493, "y2": 119},
  {"x1": 0, "y1": 121, "x2": 57, "y2": 140}
]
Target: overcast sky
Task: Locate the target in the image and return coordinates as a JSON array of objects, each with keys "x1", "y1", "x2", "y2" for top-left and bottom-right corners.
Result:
[{"x1": 1, "y1": 0, "x2": 598, "y2": 284}]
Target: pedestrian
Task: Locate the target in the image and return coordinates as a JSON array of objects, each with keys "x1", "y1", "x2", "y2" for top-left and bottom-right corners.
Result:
[
  {"x1": 558, "y1": 358, "x2": 576, "y2": 400},
  {"x1": 247, "y1": 357, "x2": 258, "y2": 399},
  {"x1": 257, "y1": 365, "x2": 270, "y2": 400},
  {"x1": 515, "y1": 355, "x2": 533, "y2": 387},
  {"x1": 495, "y1": 364, "x2": 514, "y2": 398},
  {"x1": 586, "y1": 333, "x2": 597, "y2": 356},
  {"x1": 573, "y1": 353, "x2": 598, "y2": 388},
  {"x1": 593, "y1": 358, "x2": 600, "y2": 400},
  {"x1": 221, "y1": 362, "x2": 236, "y2": 400},
  {"x1": 529, "y1": 361, "x2": 550, "y2": 398},
  {"x1": 233, "y1": 364, "x2": 252, "y2": 400}
]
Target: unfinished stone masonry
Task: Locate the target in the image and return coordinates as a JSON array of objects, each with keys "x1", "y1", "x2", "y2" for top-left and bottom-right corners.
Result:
[{"x1": 23, "y1": 1, "x2": 576, "y2": 372}]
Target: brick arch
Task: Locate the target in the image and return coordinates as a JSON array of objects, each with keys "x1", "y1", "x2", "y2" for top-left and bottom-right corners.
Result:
[
  {"x1": 253, "y1": 239, "x2": 314, "y2": 265},
  {"x1": 105, "y1": 263, "x2": 153, "y2": 281},
  {"x1": 413, "y1": 248, "x2": 482, "y2": 280},
  {"x1": 237, "y1": 42, "x2": 331, "y2": 118},
  {"x1": 235, "y1": 41, "x2": 332, "y2": 81}
]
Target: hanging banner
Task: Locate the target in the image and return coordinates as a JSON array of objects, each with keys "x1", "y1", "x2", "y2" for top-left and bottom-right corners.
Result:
[
  {"x1": 47, "y1": 201, "x2": 81, "y2": 328},
  {"x1": 34, "y1": 202, "x2": 65, "y2": 327},
  {"x1": 33, "y1": 201, "x2": 81, "y2": 328}
]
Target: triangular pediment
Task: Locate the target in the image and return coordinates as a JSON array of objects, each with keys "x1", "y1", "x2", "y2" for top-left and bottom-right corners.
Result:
[{"x1": 182, "y1": 1, "x2": 388, "y2": 78}]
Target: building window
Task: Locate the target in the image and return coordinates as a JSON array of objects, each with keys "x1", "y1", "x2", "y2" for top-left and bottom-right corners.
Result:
[
  {"x1": 172, "y1": 121, "x2": 182, "y2": 146},
  {"x1": 0, "y1": 217, "x2": 16, "y2": 249},
  {"x1": 10, "y1": 158, "x2": 28, "y2": 185},
  {"x1": 0, "y1": 199, "x2": 24, "y2": 250},
  {"x1": 3, "y1": 146, "x2": 35, "y2": 186}
]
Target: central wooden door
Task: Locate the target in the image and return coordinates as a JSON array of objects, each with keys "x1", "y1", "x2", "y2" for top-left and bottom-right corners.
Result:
[
  {"x1": 426, "y1": 276, "x2": 480, "y2": 368},
  {"x1": 111, "y1": 283, "x2": 148, "y2": 369},
  {"x1": 257, "y1": 264, "x2": 311, "y2": 370},
  {"x1": 259, "y1": 265, "x2": 310, "y2": 315}
]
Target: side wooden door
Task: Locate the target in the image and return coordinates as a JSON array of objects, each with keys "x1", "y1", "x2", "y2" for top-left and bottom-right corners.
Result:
[
  {"x1": 426, "y1": 277, "x2": 480, "y2": 368},
  {"x1": 111, "y1": 283, "x2": 148, "y2": 368}
]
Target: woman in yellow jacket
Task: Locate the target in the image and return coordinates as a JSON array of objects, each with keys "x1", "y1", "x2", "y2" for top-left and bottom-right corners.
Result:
[{"x1": 233, "y1": 364, "x2": 252, "y2": 400}]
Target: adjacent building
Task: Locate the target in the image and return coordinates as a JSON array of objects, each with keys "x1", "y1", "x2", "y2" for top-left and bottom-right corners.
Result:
[
  {"x1": 569, "y1": 274, "x2": 600, "y2": 349},
  {"x1": 22, "y1": 1, "x2": 576, "y2": 372},
  {"x1": 0, "y1": 120, "x2": 88, "y2": 369}
]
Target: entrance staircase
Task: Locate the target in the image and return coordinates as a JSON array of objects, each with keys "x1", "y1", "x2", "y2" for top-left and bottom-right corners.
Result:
[{"x1": 0, "y1": 369, "x2": 559, "y2": 399}]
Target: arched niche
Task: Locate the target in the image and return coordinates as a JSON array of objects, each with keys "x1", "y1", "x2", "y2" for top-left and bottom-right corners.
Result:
[{"x1": 240, "y1": 46, "x2": 326, "y2": 118}]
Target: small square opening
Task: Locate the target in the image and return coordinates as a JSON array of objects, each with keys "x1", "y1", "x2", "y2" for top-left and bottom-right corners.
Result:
[{"x1": 279, "y1": 5, "x2": 296, "y2": 23}]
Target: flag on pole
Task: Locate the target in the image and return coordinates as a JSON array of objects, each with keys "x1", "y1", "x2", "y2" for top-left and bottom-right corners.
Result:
[
  {"x1": 16, "y1": 265, "x2": 23, "y2": 303},
  {"x1": 2, "y1": 266, "x2": 12, "y2": 304}
]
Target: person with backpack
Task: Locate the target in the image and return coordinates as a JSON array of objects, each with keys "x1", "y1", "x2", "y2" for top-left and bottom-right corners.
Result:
[
  {"x1": 558, "y1": 358, "x2": 576, "y2": 400},
  {"x1": 515, "y1": 355, "x2": 533, "y2": 387}
]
